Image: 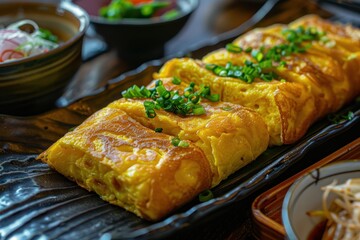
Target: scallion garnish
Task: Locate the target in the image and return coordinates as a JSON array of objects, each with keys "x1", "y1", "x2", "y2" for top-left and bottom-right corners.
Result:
[
  {"x1": 226, "y1": 43, "x2": 243, "y2": 53},
  {"x1": 220, "y1": 26, "x2": 326, "y2": 83},
  {"x1": 37, "y1": 28, "x2": 58, "y2": 43},
  {"x1": 178, "y1": 140, "x2": 189, "y2": 148},
  {"x1": 206, "y1": 62, "x2": 278, "y2": 83},
  {"x1": 245, "y1": 47, "x2": 252, "y2": 53},
  {"x1": 172, "y1": 76, "x2": 182, "y2": 85},
  {"x1": 328, "y1": 111, "x2": 355, "y2": 124},
  {"x1": 154, "y1": 128, "x2": 163, "y2": 133},
  {"x1": 171, "y1": 137, "x2": 189, "y2": 147},
  {"x1": 123, "y1": 80, "x2": 219, "y2": 118},
  {"x1": 198, "y1": 189, "x2": 214, "y2": 202}
]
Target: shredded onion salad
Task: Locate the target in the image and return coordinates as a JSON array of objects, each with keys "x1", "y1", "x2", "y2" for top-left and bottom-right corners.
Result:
[
  {"x1": 307, "y1": 178, "x2": 360, "y2": 240},
  {"x1": 0, "y1": 20, "x2": 59, "y2": 63}
]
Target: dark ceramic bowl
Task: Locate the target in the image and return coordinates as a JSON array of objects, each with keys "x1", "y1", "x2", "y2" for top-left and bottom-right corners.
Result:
[
  {"x1": 74, "y1": 0, "x2": 198, "y2": 63},
  {"x1": 0, "y1": 0, "x2": 89, "y2": 116}
]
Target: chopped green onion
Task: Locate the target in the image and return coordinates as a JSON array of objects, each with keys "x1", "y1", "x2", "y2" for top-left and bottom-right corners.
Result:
[
  {"x1": 206, "y1": 62, "x2": 278, "y2": 83},
  {"x1": 37, "y1": 28, "x2": 58, "y2": 43},
  {"x1": 206, "y1": 94, "x2": 220, "y2": 102},
  {"x1": 154, "y1": 128, "x2": 163, "y2": 133},
  {"x1": 178, "y1": 140, "x2": 189, "y2": 148},
  {"x1": 193, "y1": 106, "x2": 206, "y2": 115},
  {"x1": 245, "y1": 47, "x2": 252, "y2": 53},
  {"x1": 251, "y1": 49, "x2": 264, "y2": 62},
  {"x1": 172, "y1": 76, "x2": 182, "y2": 85},
  {"x1": 327, "y1": 111, "x2": 355, "y2": 124},
  {"x1": 171, "y1": 137, "x2": 181, "y2": 146},
  {"x1": 198, "y1": 189, "x2": 214, "y2": 202},
  {"x1": 226, "y1": 43, "x2": 243, "y2": 53},
  {"x1": 123, "y1": 80, "x2": 219, "y2": 118}
]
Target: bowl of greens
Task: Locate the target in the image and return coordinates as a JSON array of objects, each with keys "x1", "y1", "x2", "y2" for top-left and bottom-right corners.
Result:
[
  {"x1": 74, "y1": 0, "x2": 198, "y2": 63},
  {"x1": 0, "y1": 0, "x2": 89, "y2": 116}
]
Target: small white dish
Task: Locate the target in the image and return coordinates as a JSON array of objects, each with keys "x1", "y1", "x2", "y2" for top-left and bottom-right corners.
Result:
[{"x1": 282, "y1": 160, "x2": 360, "y2": 240}]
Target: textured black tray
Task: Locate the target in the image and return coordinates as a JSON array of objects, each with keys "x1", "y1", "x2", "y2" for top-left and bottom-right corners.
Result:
[{"x1": 1, "y1": 2, "x2": 360, "y2": 240}]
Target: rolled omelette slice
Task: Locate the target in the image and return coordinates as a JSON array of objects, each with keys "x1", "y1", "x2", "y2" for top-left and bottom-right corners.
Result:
[
  {"x1": 288, "y1": 15, "x2": 360, "y2": 101},
  {"x1": 109, "y1": 90, "x2": 269, "y2": 186},
  {"x1": 37, "y1": 106, "x2": 213, "y2": 221},
  {"x1": 154, "y1": 58, "x2": 316, "y2": 146},
  {"x1": 202, "y1": 15, "x2": 360, "y2": 119}
]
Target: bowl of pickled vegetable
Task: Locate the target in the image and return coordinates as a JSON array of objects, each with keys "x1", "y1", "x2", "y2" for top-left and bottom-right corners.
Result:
[
  {"x1": 73, "y1": 0, "x2": 198, "y2": 63},
  {"x1": 0, "y1": 0, "x2": 89, "y2": 115},
  {"x1": 282, "y1": 160, "x2": 360, "y2": 240}
]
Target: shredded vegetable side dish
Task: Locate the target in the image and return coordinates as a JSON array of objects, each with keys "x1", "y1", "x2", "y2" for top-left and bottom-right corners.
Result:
[
  {"x1": 307, "y1": 179, "x2": 360, "y2": 240},
  {"x1": 0, "y1": 20, "x2": 59, "y2": 63}
]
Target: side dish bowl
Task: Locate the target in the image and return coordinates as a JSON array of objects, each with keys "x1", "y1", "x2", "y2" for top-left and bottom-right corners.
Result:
[
  {"x1": 282, "y1": 160, "x2": 360, "y2": 240},
  {"x1": 0, "y1": 0, "x2": 89, "y2": 116},
  {"x1": 73, "y1": 0, "x2": 198, "y2": 63}
]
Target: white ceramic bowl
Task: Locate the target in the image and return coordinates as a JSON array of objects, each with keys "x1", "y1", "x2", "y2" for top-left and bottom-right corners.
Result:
[{"x1": 282, "y1": 160, "x2": 360, "y2": 240}]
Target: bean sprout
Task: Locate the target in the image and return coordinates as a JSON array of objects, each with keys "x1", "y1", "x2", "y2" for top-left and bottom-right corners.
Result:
[{"x1": 309, "y1": 179, "x2": 360, "y2": 239}]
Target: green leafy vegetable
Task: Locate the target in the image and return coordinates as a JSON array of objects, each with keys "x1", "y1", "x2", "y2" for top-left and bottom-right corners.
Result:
[{"x1": 100, "y1": 0, "x2": 176, "y2": 20}]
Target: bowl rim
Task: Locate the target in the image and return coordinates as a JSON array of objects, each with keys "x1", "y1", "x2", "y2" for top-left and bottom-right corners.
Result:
[
  {"x1": 0, "y1": 1, "x2": 90, "y2": 68},
  {"x1": 88, "y1": 0, "x2": 199, "y2": 26},
  {"x1": 282, "y1": 159, "x2": 360, "y2": 240}
]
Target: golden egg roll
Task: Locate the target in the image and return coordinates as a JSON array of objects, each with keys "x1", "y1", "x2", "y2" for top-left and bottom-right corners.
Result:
[
  {"x1": 38, "y1": 107, "x2": 213, "y2": 221},
  {"x1": 155, "y1": 58, "x2": 316, "y2": 145},
  {"x1": 202, "y1": 15, "x2": 360, "y2": 119},
  {"x1": 109, "y1": 91, "x2": 269, "y2": 186}
]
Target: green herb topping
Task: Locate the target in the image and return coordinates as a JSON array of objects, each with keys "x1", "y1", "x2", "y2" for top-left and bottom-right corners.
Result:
[
  {"x1": 172, "y1": 76, "x2": 182, "y2": 85},
  {"x1": 218, "y1": 26, "x2": 326, "y2": 83},
  {"x1": 154, "y1": 127, "x2": 163, "y2": 132},
  {"x1": 198, "y1": 189, "x2": 214, "y2": 202},
  {"x1": 328, "y1": 111, "x2": 355, "y2": 124},
  {"x1": 122, "y1": 80, "x2": 219, "y2": 118},
  {"x1": 171, "y1": 137, "x2": 189, "y2": 147},
  {"x1": 226, "y1": 43, "x2": 243, "y2": 53},
  {"x1": 37, "y1": 28, "x2": 58, "y2": 43},
  {"x1": 206, "y1": 61, "x2": 278, "y2": 83}
]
